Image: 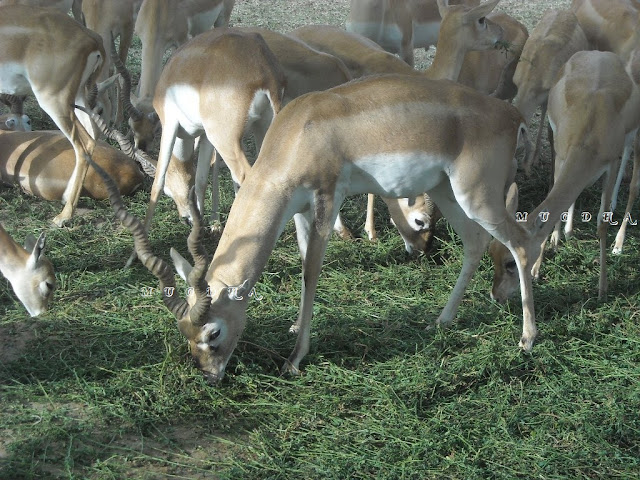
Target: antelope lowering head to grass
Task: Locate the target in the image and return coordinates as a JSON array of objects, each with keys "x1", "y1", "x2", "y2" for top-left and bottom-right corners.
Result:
[
  {"x1": 0, "y1": 113, "x2": 31, "y2": 132},
  {"x1": 100, "y1": 72, "x2": 536, "y2": 384},
  {"x1": 0, "y1": 224, "x2": 55, "y2": 317},
  {"x1": 489, "y1": 49, "x2": 640, "y2": 304},
  {"x1": 0, "y1": 5, "x2": 105, "y2": 226}
]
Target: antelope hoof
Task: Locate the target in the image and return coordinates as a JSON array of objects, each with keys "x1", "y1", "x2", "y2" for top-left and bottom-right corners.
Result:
[
  {"x1": 52, "y1": 213, "x2": 70, "y2": 227},
  {"x1": 612, "y1": 245, "x2": 623, "y2": 256},
  {"x1": 280, "y1": 360, "x2": 301, "y2": 377},
  {"x1": 289, "y1": 322, "x2": 300, "y2": 334},
  {"x1": 435, "y1": 315, "x2": 454, "y2": 328},
  {"x1": 337, "y1": 228, "x2": 354, "y2": 240},
  {"x1": 518, "y1": 334, "x2": 536, "y2": 352}
]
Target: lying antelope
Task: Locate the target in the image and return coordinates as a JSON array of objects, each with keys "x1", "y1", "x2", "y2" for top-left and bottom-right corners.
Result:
[
  {"x1": 293, "y1": 0, "x2": 504, "y2": 253},
  {"x1": 0, "y1": 5, "x2": 105, "y2": 226},
  {"x1": 0, "y1": 130, "x2": 144, "y2": 200},
  {"x1": 346, "y1": 0, "x2": 481, "y2": 66},
  {"x1": 100, "y1": 72, "x2": 536, "y2": 384},
  {"x1": 0, "y1": 224, "x2": 55, "y2": 317},
  {"x1": 489, "y1": 49, "x2": 640, "y2": 304}
]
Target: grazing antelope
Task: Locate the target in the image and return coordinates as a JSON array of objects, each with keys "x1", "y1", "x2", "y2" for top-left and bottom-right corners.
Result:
[
  {"x1": 0, "y1": 5, "x2": 105, "y2": 226},
  {"x1": 0, "y1": 130, "x2": 144, "y2": 200},
  {"x1": 292, "y1": 0, "x2": 504, "y2": 253},
  {"x1": 346, "y1": 0, "x2": 481, "y2": 66},
  {"x1": 131, "y1": 0, "x2": 235, "y2": 140},
  {"x1": 0, "y1": 113, "x2": 31, "y2": 132},
  {"x1": 572, "y1": 0, "x2": 640, "y2": 254},
  {"x1": 489, "y1": 50, "x2": 640, "y2": 304},
  {"x1": 511, "y1": 9, "x2": 589, "y2": 172},
  {"x1": 0, "y1": 224, "x2": 55, "y2": 317},
  {"x1": 99, "y1": 72, "x2": 536, "y2": 384}
]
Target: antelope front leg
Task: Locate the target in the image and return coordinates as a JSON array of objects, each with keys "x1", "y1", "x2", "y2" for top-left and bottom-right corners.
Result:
[
  {"x1": 428, "y1": 182, "x2": 492, "y2": 327},
  {"x1": 364, "y1": 193, "x2": 377, "y2": 241},
  {"x1": 283, "y1": 211, "x2": 332, "y2": 376}
]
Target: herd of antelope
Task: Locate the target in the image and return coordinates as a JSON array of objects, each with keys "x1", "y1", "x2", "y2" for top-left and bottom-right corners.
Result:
[{"x1": 1, "y1": 0, "x2": 638, "y2": 384}]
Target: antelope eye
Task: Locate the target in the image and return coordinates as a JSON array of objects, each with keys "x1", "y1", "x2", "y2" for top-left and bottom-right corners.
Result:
[
  {"x1": 505, "y1": 260, "x2": 517, "y2": 273},
  {"x1": 478, "y1": 17, "x2": 486, "y2": 26},
  {"x1": 208, "y1": 329, "x2": 221, "y2": 344},
  {"x1": 45, "y1": 282, "x2": 55, "y2": 291}
]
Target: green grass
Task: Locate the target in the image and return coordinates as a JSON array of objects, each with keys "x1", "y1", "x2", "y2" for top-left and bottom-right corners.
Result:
[{"x1": 2, "y1": 0, "x2": 639, "y2": 478}]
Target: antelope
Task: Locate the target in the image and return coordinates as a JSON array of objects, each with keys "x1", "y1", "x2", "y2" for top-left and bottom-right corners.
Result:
[
  {"x1": 0, "y1": 130, "x2": 144, "y2": 200},
  {"x1": 571, "y1": 0, "x2": 640, "y2": 63},
  {"x1": 124, "y1": 26, "x2": 357, "y2": 252},
  {"x1": 489, "y1": 49, "x2": 640, "y2": 304},
  {"x1": 131, "y1": 0, "x2": 235, "y2": 141},
  {"x1": 0, "y1": 5, "x2": 105, "y2": 226},
  {"x1": 119, "y1": 28, "x2": 286, "y2": 249},
  {"x1": 0, "y1": 113, "x2": 31, "y2": 132},
  {"x1": 81, "y1": 0, "x2": 144, "y2": 125},
  {"x1": 456, "y1": 11, "x2": 528, "y2": 100},
  {"x1": 511, "y1": 9, "x2": 589, "y2": 172},
  {"x1": 0, "y1": 224, "x2": 55, "y2": 317},
  {"x1": 98, "y1": 72, "x2": 537, "y2": 384},
  {"x1": 0, "y1": 0, "x2": 82, "y2": 21},
  {"x1": 346, "y1": 0, "x2": 481, "y2": 66},
  {"x1": 571, "y1": 0, "x2": 640, "y2": 254},
  {"x1": 292, "y1": 0, "x2": 504, "y2": 253}
]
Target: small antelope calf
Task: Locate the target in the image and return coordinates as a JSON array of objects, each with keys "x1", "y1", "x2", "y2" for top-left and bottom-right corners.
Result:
[{"x1": 0, "y1": 224, "x2": 55, "y2": 317}]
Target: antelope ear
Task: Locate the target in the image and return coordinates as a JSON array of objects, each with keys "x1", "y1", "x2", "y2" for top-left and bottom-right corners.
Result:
[
  {"x1": 226, "y1": 279, "x2": 251, "y2": 301},
  {"x1": 25, "y1": 232, "x2": 46, "y2": 269},
  {"x1": 170, "y1": 247, "x2": 193, "y2": 281},
  {"x1": 436, "y1": 0, "x2": 451, "y2": 18},
  {"x1": 467, "y1": 0, "x2": 500, "y2": 21}
]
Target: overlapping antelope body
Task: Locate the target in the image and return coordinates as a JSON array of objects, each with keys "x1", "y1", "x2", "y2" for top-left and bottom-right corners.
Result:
[
  {"x1": 132, "y1": 0, "x2": 235, "y2": 137},
  {"x1": 489, "y1": 49, "x2": 640, "y2": 304},
  {"x1": 511, "y1": 9, "x2": 589, "y2": 171},
  {"x1": 346, "y1": 0, "x2": 481, "y2": 66},
  {"x1": 0, "y1": 5, "x2": 105, "y2": 226},
  {"x1": 293, "y1": 0, "x2": 505, "y2": 253},
  {"x1": 100, "y1": 72, "x2": 536, "y2": 384},
  {"x1": 0, "y1": 224, "x2": 55, "y2": 317},
  {"x1": 125, "y1": 28, "x2": 286, "y2": 241},
  {"x1": 81, "y1": 0, "x2": 144, "y2": 125},
  {"x1": 0, "y1": 130, "x2": 144, "y2": 200}
]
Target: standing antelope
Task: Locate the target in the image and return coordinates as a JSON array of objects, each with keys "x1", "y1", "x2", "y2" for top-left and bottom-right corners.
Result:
[
  {"x1": 0, "y1": 5, "x2": 105, "y2": 226},
  {"x1": 122, "y1": 28, "x2": 286, "y2": 243},
  {"x1": 100, "y1": 72, "x2": 536, "y2": 384},
  {"x1": 131, "y1": 0, "x2": 235, "y2": 137},
  {"x1": 511, "y1": 9, "x2": 589, "y2": 172},
  {"x1": 572, "y1": 0, "x2": 640, "y2": 254},
  {"x1": 293, "y1": 0, "x2": 504, "y2": 253},
  {"x1": 346, "y1": 0, "x2": 481, "y2": 66},
  {"x1": 81, "y1": 0, "x2": 144, "y2": 125},
  {"x1": 0, "y1": 224, "x2": 55, "y2": 317},
  {"x1": 489, "y1": 50, "x2": 640, "y2": 304}
]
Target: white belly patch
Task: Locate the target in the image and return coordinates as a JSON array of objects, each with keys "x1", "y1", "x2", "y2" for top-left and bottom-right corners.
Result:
[{"x1": 348, "y1": 151, "x2": 447, "y2": 198}]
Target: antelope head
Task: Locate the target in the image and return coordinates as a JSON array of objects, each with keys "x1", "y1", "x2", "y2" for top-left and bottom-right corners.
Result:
[{"x1": 90, "y1": 155, "x2": 247, "y2": 383}]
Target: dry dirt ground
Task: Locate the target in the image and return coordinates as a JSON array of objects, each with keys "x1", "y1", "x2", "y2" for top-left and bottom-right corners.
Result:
[{"x1": 1, "y1": 0, "x2": 572, "y2": 477}]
